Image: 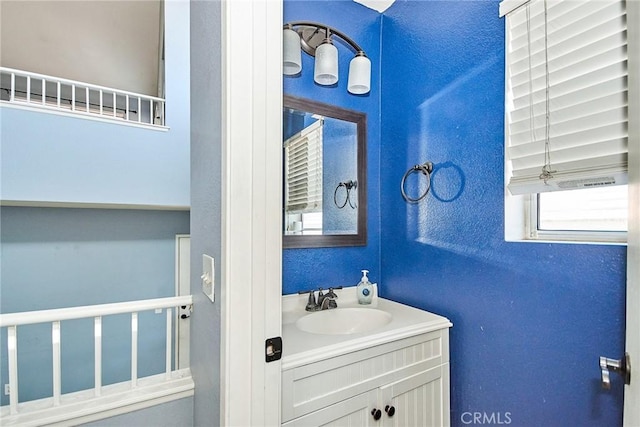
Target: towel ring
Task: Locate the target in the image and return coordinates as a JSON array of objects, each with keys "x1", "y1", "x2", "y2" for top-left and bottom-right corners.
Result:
[
  {"x1": 334, "y1": 182, "x2": 349, "y2": 208},
  {"x1": 401, "y1": 162, "x2": 433, "y2": 203},
  {"x1": 334, "y1": 180, "x2": 358, "y2": 209}
]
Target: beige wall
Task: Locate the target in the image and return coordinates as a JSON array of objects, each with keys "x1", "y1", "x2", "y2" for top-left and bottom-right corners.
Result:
[{"x1": 0, "y1": 0, "x2": 162, "y2": 96}]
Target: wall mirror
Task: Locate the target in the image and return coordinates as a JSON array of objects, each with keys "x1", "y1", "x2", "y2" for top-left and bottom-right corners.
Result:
[{"x1": 283, "y1": 95, "x2": 367, "y2": 248}]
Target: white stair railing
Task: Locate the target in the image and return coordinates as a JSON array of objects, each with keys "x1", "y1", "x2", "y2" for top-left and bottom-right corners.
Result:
[
  {"x1": 0, "y1": 67, "x2": 166, "y2": 128},
  {"x1": 0, "y1": 295, "x2": 192, "y2": 425}
]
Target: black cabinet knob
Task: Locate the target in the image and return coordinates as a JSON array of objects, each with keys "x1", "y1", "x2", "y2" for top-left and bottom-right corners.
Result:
[
  {"x1": 385, "y1": 405, "x2": 395, "y2": 417},
  {"x1": 371, "y1": 408, "x2": 382, "y2": 421}
]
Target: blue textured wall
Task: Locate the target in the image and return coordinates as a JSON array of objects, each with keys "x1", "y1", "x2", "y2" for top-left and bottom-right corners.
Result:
[
  {"x1": 0, "y1": 207, "x2": 189, "y2": 405},
  {"x1": 380, "y1": 1, "x2": 626, "y2": 426},
  {"x1": 283, "y1": 1, "x2": 382, "y2": 294},
  {"x1": 323, "y1": 118, "x2": 358, "y2": 234},
  {"x1": 285, "y1": 0, "x2": 626, "y2": 423}
]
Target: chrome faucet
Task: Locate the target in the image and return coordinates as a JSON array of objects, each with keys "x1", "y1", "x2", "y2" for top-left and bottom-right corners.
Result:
[
  {"x1": 302, "y1": 287, "x2": 340, "y2": 311},
  {"x1": 318, "y1": 288, "x2": 338, "y2": 310}
]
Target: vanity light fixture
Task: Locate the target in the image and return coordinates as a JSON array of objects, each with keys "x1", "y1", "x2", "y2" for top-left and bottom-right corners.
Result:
[{"x1": 283, "y1": 21, "x2": 371, "y2": 95}]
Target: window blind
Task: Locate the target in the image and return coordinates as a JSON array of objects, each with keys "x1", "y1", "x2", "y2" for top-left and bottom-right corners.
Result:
[
  {"x1": 284, "y1": 119, "x2": 323, "y2": 213},
  {"x1": 503, "y1": 0, "x2": 628, "y2": 195}
]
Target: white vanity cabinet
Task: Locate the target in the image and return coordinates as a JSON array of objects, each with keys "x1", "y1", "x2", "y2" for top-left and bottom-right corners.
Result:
[{"x1": 281, "y1": 328, "x2": 450, "y2": 427}]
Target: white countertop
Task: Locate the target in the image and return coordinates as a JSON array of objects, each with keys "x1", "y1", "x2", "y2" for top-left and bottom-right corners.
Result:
[{"x1": 281, "y1": 285, "x2": 453, "y2": 370}]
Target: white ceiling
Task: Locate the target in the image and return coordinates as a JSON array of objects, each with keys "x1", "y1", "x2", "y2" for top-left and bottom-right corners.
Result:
[
  {"x1": 0, "y1": 0, "x2": 162, "y2": 96},
  {"x1": 354, "y1": 0, "x2": 396, "y2": 13}
]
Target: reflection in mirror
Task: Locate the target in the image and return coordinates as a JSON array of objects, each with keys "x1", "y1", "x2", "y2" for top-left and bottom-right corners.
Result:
[{"x1": 283, "y1": 95, "x2": 366, "y2": 248}]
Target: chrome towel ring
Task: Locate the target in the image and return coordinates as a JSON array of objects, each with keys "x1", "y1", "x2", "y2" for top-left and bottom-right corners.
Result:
[{"x1": 401, "y1": 161, "x2": 433, "y2": 203}]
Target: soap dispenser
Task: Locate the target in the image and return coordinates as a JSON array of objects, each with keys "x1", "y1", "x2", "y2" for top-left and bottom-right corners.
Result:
[{"x1": 357, "y1": 269, "x2": 373, "y2": 305}]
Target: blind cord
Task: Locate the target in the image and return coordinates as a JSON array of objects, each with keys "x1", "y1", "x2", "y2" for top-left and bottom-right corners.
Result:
[{"x1": 539, "y1": 0, "x2": 556, "y2": 183}]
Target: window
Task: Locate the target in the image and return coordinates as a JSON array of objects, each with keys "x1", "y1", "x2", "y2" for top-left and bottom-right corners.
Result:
[
  {"x1": 527, "y1": 185, "x2": 628, "y2": 242},
  {"x1": 538, "y1": 185, "x2": 627, "y2": 232},
  {"x1": 501, "y1": 0, "x2": 629, "y2": 243},
  {"x1": 301, "y1": 212, "x2": 323, "y2": 235},
  {"x1": 283, "y1": 118, "x2": 323, "y2": 235}
]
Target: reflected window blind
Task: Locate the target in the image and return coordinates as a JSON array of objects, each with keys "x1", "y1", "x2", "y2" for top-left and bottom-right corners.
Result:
[
  {"x1": 502, "y1": 0, "x2": 628, "y2": 195},
  {"x1": 284, "y1": 119, "x2": 323, "y2": 213}
]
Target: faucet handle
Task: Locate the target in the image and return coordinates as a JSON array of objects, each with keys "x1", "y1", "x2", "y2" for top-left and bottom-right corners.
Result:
[
  {"x1": 305, "y1": 290, "x2": 317, "y2": 311},
  {"x1": 326, "y1": 287, "x2": 338, "y2": 298}
]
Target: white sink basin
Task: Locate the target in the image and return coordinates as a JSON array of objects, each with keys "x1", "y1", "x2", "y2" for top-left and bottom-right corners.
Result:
[{"x1": 296, "y1": 307, "x2": 393, "y2": 335}]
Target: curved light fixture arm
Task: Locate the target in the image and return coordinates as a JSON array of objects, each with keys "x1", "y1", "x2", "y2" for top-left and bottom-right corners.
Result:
[{"x1": 283, "y1": 21, "x2": 367, "y2": 57}]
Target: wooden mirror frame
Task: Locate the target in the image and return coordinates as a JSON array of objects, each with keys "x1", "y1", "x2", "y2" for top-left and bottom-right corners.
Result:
[{"x1": 283, "y1": 95, "x2": 367, "y2": 249}]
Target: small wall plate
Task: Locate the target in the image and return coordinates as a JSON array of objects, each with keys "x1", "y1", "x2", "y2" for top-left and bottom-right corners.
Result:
[{"x1": 202, "y1": 254, "x2": 215, "y2": 302}]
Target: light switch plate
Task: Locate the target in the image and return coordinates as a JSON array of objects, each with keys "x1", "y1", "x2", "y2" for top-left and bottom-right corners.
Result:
[{"x1": 202, "y1": 254, "x2": 215, "y2": 302}]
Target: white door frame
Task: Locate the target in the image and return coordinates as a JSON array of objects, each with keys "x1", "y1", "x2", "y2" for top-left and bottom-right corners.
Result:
[
  {"x1": 220, "y1": 0, "x2": 283, "y2": 425},
  {"x1": 624, "y1": 0, "x2": 639, "y2": 425},
  {"x1": 175, "y1": 234, "x2": 190, "y2": 370}
]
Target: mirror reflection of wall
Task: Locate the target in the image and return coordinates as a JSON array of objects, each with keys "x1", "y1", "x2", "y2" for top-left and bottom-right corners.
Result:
[
  {"x1": 283, "y1": 110, "x2": 358, "y2": 236},
  {"x1": 323, "y1": 118, "x2": 357, "y2": 234}
]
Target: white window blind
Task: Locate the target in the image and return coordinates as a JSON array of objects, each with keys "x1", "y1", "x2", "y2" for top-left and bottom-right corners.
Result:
[
  {"x1": 284, "y1": 119, "x2": 323, "y2": 213},
  {"x1": 502, "y1": 0, "x2": 628, "y2": 195}
]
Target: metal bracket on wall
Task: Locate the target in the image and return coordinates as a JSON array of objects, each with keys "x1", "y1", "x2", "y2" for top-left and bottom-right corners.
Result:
[
  {"x1": 179, "y1": 304, "x2": 193, "y2": 319},
  {"x1": 600, "y1": 352, "x2": 631, "y2": 389}
]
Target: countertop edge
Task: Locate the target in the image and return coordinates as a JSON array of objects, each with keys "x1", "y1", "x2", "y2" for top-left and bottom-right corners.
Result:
[{"x1": 281, "y1": 318, "x2": 452, "y2": 371}]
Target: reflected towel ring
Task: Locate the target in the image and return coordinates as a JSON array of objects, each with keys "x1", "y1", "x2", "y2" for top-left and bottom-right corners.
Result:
[
  {"x1": 334, "y1": 180, "x2": 357, "y2": 209},
  {"x1": 334, "y1": 182, "x2": 349, "y2": 208},
  {"x1": 401, "y1": 162, "x2": 433, "y2": 203}
]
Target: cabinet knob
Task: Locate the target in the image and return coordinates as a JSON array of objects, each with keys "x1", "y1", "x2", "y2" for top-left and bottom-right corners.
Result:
[
  {"x1": 385, "y1": 405, "x2": 395, "y2": 417},
  {"x1": 371, "y1": 408, "x2": 382, "y2": 421}
]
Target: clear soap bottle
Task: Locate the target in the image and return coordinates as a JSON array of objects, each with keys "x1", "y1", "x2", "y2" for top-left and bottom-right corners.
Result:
[{"x1": 357, "y1": 269, "x2": 373, "y2": 305}]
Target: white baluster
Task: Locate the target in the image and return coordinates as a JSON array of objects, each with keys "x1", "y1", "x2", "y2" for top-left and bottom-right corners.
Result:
[
  {"x1": 57, "y1": 81, "x2": 61, "y2": 108},
  {"x1": 42, "y1": 79, "x2": 46, "y2": 105},
  {"x1": 8, "y1": 326, "x2": 18, "y2": 415},
  {"x1": 85, "y1": 87, "x2": 89, "y2": 112},
  {"x1": 131, "y1": 312, "x2": 138, "y2": 388},
  {"x1": 10, "y1": 73, "x2": 15, "y2": 102},
  {"x1": 126, "y1": 95, "x2": 130, "y2": 121},
  {"x1": 113, "y1": 93, "x2": 116, "y2": 117},
  {"x1": 72, "y1": 85, "x2": 76, "y2": 111},
  {"x1": 26, "y1": 76, "x2": 31, "y2": 102},
  {"x1": 94, "y1": 316, "x2": 102, "y2": 396},
  {"x1": 99, "y1": 90, "x2": 103, "y2": 115},
  {"x1": 52, "y1": 321, "x2": 61, "y2": 406},
  {"x1": 166, "y1": 308, "x2": 172, "y2": 379},
  {"x1": 149, "y1": 99, "x2": 153, "y2": 124}
]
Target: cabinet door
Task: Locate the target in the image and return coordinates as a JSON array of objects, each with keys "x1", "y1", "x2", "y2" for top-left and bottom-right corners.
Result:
[
  {"x1": 282, "y1": 390, "x2": 378, "y2": 427},
  {"x1": 379, "y1": 364, "x2": 449, "y2": 427}
]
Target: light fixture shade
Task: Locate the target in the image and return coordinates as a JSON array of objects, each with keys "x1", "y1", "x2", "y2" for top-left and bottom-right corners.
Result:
[
  {"x1": 314, "y1": 41, "x2": 338, "y2": 85},
  {"x1": 347, "y1": 54, "x2": 371, "y2": 94},
  {"x1": 283, "y1": 28, "x2": 302, "y2": 75}
]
